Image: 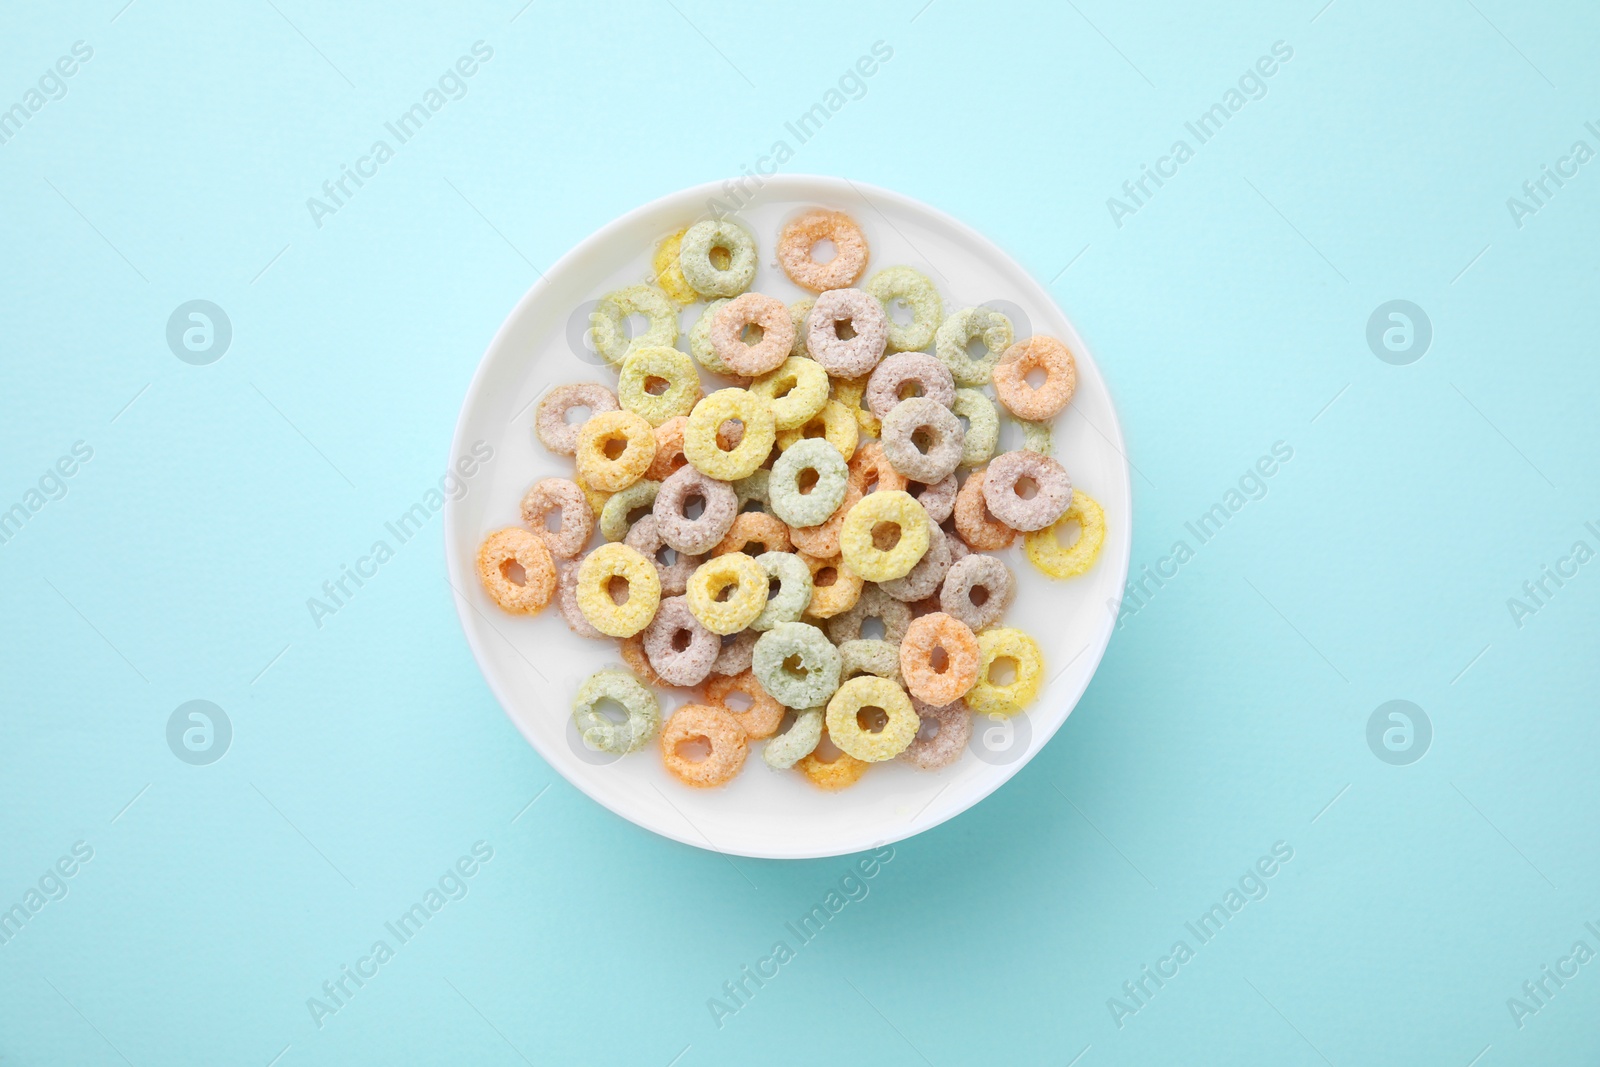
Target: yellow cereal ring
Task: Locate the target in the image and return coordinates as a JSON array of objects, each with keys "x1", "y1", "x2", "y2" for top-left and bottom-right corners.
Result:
[
  {"x1": 967, "y1": 628, "x2": 1044, "y2": 718},
  {"x1": 797, "y1": 728, "x2": 870, "y2": 790},
  {"x1": 776, "y1": 399, "x2": 859, "y2": 461},
  {"x1": 800, "y1": 552, "x2": 863, "y2": 618},
  {"x1": 1024, "y1": 491, "x2": 1106, "y2": 579},
  {"x1": 831, "y1": 376, "x2": 881, "y2": 438},
  {"x1": 575, "y1": 409, "x2": 657, "y2": 492},
  {"x1": 475, "y1": 527, "x2": 556, "y2": 614},
  {"x1": 651, "y1": 227, "x2": 698, "y2": 306},
  {"x1": 618, "y1": 345, "x2": 701, "y2": 427},
  {"x1": 839, "y1": 490, "x2": 930, "y2": 582},
  {"x1": 825, "y1": 675, "x2": 918, "y2": 762},
  {"x1": 685, "y1": 552, "x2": 768, "y2": 635},
  {"x1": 750, "y1": 357, "x2": 830, "y2": 430},
  {"x1": 575, "y1": 542, "x2": 661, "y2": 637},
  {"x1": 683, "y1": 388, "x2": 776, "y2": 481}
]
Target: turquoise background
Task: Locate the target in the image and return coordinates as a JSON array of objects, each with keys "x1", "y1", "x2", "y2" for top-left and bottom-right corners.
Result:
[{"x1": 2, "y1": 0, "x2": 1597, "y2": 1063}]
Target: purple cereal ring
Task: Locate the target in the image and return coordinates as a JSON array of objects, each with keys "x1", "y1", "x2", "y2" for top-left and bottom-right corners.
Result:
[
  {"x1": 939, "y1": 553, "x2": 1014, "y2": 632},
  {"x1": 624, "y1": 513, "x2": 702, "y2": 596},
  {"x1": 880, "y1": 397, "x2": 965, "y2": 483},
  {"x1": 711, "y1": 293, "x2": 796, "y2": 377},
  {"x1": 653, "y1": 465, "x2": 738, "y2": 555},
  {"x1": 825, "y1": 584, "x2": 912, "y2": 646},
  {"x1": 981, "y1": 450, "x2": 1073, "y2": 532},
  {"x1": 536, "y1": 383, "x2": 618, "y2": 456},
  {"x1": 898, "y1": 697, "x2": 972, "y2": 770},
  {"x1": 908, "y1": 473, "x2": 957, "y2": 525},
  {"x1": 806, "y1": 288, "x2": 889, "y2": 378},
  {"x1": 711, "y1": 629, "x2": 757, "y2": 676},
  {"x1": 557, "y1": 561, "x2": 608, "y2": 639},
  {"x1": 643, "y1": 595, "x2": 721, "y2": 687},
  {"x1": 865, "y1": 353, "x2": 955, "y2": 418},
  {"x1": 519, "y1": 477, "x2": 593, "y2": 560},
  {"x1": 879, "y1": 521, "x2": 952, "y2": 603}
]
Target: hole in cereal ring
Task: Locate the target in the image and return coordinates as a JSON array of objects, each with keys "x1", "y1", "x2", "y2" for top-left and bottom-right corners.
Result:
[
  {"x1": 684, "y1": 493, "x2": 706, "y2": 520},
  {"x1": 964, "y1": 336, "x2": 987, "y2": 359},
  {"x1": 871, "y1": 521, "x2": 902, "y2": 551},
  {"x1": 1025, "y1": 365, "x2": 1048, "y2": 389},
  {"x1": 768, "y1": 578, "x2": 783, "y2": 597},
  {"x1": 815, "y1": 567, "x2": 837, "y2": 587},
  {"x1": 740, "y1": 322, "x2": 765, "y2": 345},
  {"x1": 644, "y1": 375, "x2": 670, "y2": 396},
  {"x1": 782, "y1": 653, "x2": 809, "y2": 677},
  {"x1": 564, "y1": 405, "x2": 591, "y2": 425},
  {"x1": 930, "y1": 646, "x2": 949, "y2": 673},
  {"x1": 798, "y1": 468, "x2": 820, "y2": 495},
  {"x1": 671, "y1": 629, "x2": 691, "y2": 652},
  {"x1": 861, "y1": 617, "x2": 886, "y2": 641},
  {"x1": 603, "y1": 436, "x2": 627, "y2": 460},
  {"x1": 916, "y1": 715, "x2": 941, "y2": 740},
  {"x1": 1015, "y1": 475, "x2": 1039, "y2": 500},
  {"x1": 717, "y1": 419, "x2": 745, "y2": 452},
  {"x1": 896, "y1": 381, "x2": 922, "y2": 401},
  {"x1": 676, "y1": 735, "x2": 712, "y2": 762},
  {"x1": 709, "y1": 245, "x2": 731, "y2": 270},
  {"x1": 811, "y1": 237, "x2": 838, "y2": 264},
  {"x1": 1054, "y1": 519, "x2": 1083, "y2": 549},
  {"x1": 802, "y1": 420, "x2": 825, "y2": 440},
  {"x1": 889, "y1": 297, "x2": 913, "y2": 326},
  {"x1": 606, "y1": 575, "x2": 631, "y2": 605},
  {"x1": 713, "y1": 581, "x2": 735, "y2": 603},
  {"x1": 773, "y1": 378, "x2": 795, "y2": 399},
  {"x1": 502, "y1": 560, "x2": 527, "y2": 586},
  {"x1": 834, "y1": 318, "x2": 857, "y2": 340},
  {"x1": 595, "y1": 697, "x2": 627, "y2": 724},
  {"x1": 813, "y1": 732, "x2": 844, "y2": 762},
  {"x1": 544, "y1": 512, "x2": 563, "y2": 533},
  {"x1": 726, "y1": 689, "x2": 754, "y2": 712},
  {"x1": 989, "y1": 656, "x2": 1018, "y2": 686},
  {"x1": 656, "y1": 545, "x2": 677, "y2": 566},
  {"x1": 970, "y1": 585, "x2": 990, "y2": 607},
  {"x1": 911, "y1": 427, "x2": 935, "y2": 453},
  {"x1": 856, "y1": 705, "x2": 888, "y2": 733},
  {"x1": 624, "y1": 312, "x2": 650, "y2": 340}
]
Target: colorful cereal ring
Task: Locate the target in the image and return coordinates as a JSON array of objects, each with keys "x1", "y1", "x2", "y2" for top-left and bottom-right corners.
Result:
[
  {"x1": 685, "y1": 552, "x2": 768, "y2": 635},
  {"x1": 763, "y1": 707, "x2": 823, "y2": 770},
  {"x1": 618, "y1": 345, "x2": 701, "y2": 426},
  {"x1": 840, "y1": 490, "x2": 930, "y2": 582},
  {"x1": 769, "y1": 438, "x2": 849, "y2": 528},
  {"x1": 572, "y1": 669, "x2": 660, "y2": 754},
  {"x1": 575, "y1": 410, "x2": 657, "y2": 492},
  {"x1": 711, "y1": 293, "x2": 796, "y2": 377},
  {"x1": 750, "y1": 551, "x2": 813, "y2": 632},
  {"x1": 935, "y1": 307, "x2": 1014, "y2": 386},
  {"x1": 825, "y1": 584, "x2": 912, "y2": 646},
  {"x1": 519, "y1": 477, "x2": 593, "y2": 559},
  {"x1": 775, "y1": 399, "x2": 859, "y2": 461},
  {"x1": 653, "y1": 465, "x2": 738, "y2": 555},
  {"x1": 752, "y1": 621, "x2": 843, "y2": 710},
  {"x1": 967, "y1": 628, "x2": 1043, "y2": 718},
  {"x1": 800, "y1": 551, "x2": 863, "y2": 618},
  {"x1": 866, "y1": 352, "x2": 955, "y2": 418},
  {"x1": 711, "y1": 511, "x2": 792, "y2": 557},
  {"x1": 824, "y1": 675, "x2": 918, "y2": 762},
  {"x1": 623, "y1": 513, "x2": 701, "y2": 596},
  {"x1": 651, "y1": 227, "x2": 698, "y2": 306},
  {"x1": 690, "y1": 299, "x2": 738, "y2": 376},
  {"x1": 536, "y1": 382, "x2": 618, "y2": 456},
  {"x1": 952, "y1": 468, "x2": 1016, "y2": 550},
  {"x1": 704, "y1": 670, "x2": 786, "y2": 739},
  {"x1": 574, "y1": 542, "x2": 661, "y2": 637},
  {"x1": 865, "y1": 266, "x2": 943, "y2": 352},
  {"x1": 642, "y1": 595, "x2": 721, "y2": 687},
  {"x1": 679, "y1": 219, "x2": 758, "y2": 298},
  {"x1": 684, "y1": 389, "x2": 777, "y2": 481},
  {"x1": 951, "y1": 389, "x2": 999, "y2": 467},
  {"x1": 898, "y1": 611, "x2": 980, "y2": 706},
  {"x1": 590, "y1": 284, "x2": 678, "y2": 366},
  {"x1": 751, "y1": 356, "x2": 830, "y2": 430},
  {"x1": 777, "y1": 209, "x2": 868, "y2": 292},
  {"x1": 993, "y1": 336, "x2": 1077, "y2": 420},
  {"x1": 1024, "y1": 491, "x2": 1106, "y2": 579},
  {"x1": 476, "y1": 527, "x2": 556, "y2": 614},
  {"x1": 898, "y1": 698, "x2": 971, "y2": 771},
  {"x1": 880, "y1": 397, "x2": 965, "y2": 483},
  {"x1": 939, "y1": 553, "x2": 1014, "y2": 632},
  {"x1": 806, "y1": 288, "x2": 889, "y2": 378},
  {"x1": 599, "y1": 479, "x2": 659, "y2": 543},
  {"x1": 797, "y1": 732, "x2": 870, "y2": 789},
  {"x1": 982, "y1": 450, "x2": 1073, "y2": 532},
  {"x1": 660, "y1": 703, "x2": 748, "y2": 787}
]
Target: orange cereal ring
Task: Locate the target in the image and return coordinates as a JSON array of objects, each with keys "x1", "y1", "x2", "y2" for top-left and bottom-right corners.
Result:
[
  {"x1": 660, "y1": 703, "x2": 749, "y2": 787},
  {"x1": 778, "y1": 209, "x2": 869, "y2": 292},
  {"x1": 710, "y1": 293, "x2": 796, "y2": 377},
  {"x1": 898, "y1": 612, "x2": 980, "y2": 707},
  {"x1": 475, "y1": 527, "x2": 556, "y2": 614},
  {"x1": 797, "y1": 728, "x2": 870, "y2": 790},
  {"x1": 800, "y1": 552, "x2": 863, "y2": 618},
  {"x1": 519, "y1": 477, "x2": 594, "y2": 560},
  {"x1": 704, "y1": 671, "x2": 786, "y2": 739},
  {"x1": 953, "y1": 468, "x2": 1016, "y2": 551},
  {"x1": 788, "y1": 481, "x2": 861, "y2": 558},
  {"x1": 576, "y1": 409, "x2": 656, "y2": 492},
  {"x1": 848, "y1": 441, "x2": 909, "y2": 496},
  {"x1": 712, "y1": 511, "x2": 792, "y2": 557},
  {"x1": 646, "y1": 416, "x2": 691, "y2": 482},
  {"x1": 992, "y1": 336, "x2": 1077, "y2": 421}
]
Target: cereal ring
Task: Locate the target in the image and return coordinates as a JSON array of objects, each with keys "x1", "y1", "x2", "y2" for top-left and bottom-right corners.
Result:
[
  {"x1": 620, "y1": 632, "x2": 670, "y2": 688},
  {"x1": 1024, "y1": 491, "x2": 1106, "y2": 579},
  {"x1": 750, "y1": 357, "x2": 830, "y2": 430},
  {"x1": 952, "y1": 469, "x2": 1016, "y2": 551},
  {"x1": 776, "y1": 399, "x2": 859, "y2": 462},
  {"x1": 590, "y1": 285, "x2": 678, "y2": 366},
  {"x1": 660, "y1": 703, "x2": 748, "y2": 787},
  {"x1": 951, "y1": 389, "x2": 999, "y2": 467},
  {"x1": 840, "y1": 490, "x2": 930, "y2": 582},
  {"x1": 967, "y1": 628, "x2": 1044, "y2": 718},
  {"x1": 712, "y1": 511, "x2": 791, "y2": 557},
  {"x1": 993, "y1": 335, "x2": 1077, "y2": 420},
  {"x1": 750, "y1": 551, "x2": 813, "y2": 632},
  {"x1": 801, "y1": 552, "x2": 863, "y2": 618},
  {"x1": 777, "y1": 209, "x2": 868, "y2": 292},
  {"x1": 865, "y1": 266, "x2": 943, "y2": 353},
  {"x1": 685, "y1": 552, "x2": 768, "y2": 635},
  {"x1": 939, "y1": 553, "x2": 1014, "y2": 632},
  {"x1": 982, "y1": 450, "x2": 1073, "y2": 532},
  {"x1": 623, "y1": 514, "x2": 701, "y2": 596},
  {"x1": 752, "y1": 621, "x2": 842, "y2": 710},
  {"x1": 789, "y1": 299, "x2": 814, "y2": 358},
  {"x1": 907, "y1": 473, "x2": 957, "y2": 525},
  {"x1": 899, "y1": 612, "x2": 980, "y2": 706},
  {"x1": 711, "y1": 629, "x2": 757, "y2": 676},
  {"x1": 476, "y1": 528, "x2": 556, "y2": 614},
  {"x1": 935, "y1": 307, "x2": 1014, "y2": 386},
  {"x1": 519, "y1": 478, "x2": 593, "y2": 560},
  {"x1": 536, "y1": 383, "x2": 618, "y2": 456},
  {"x1": 575, "y1": 542, "x2": 661, "y2": 637},
  {"x1": 684, "y1": 389, "x2": 777, "y2": 482},
  {"x1": 704, "y1": 670, "x2": 786, "y2": 739},
  {"x1": 831, "y1": 376, "x2": 881, "y2": 438},
  {"x1": 651, "y1": 227, "x2": 698, "y2": 306},
  {"x1": 825, "y1": 585, "x2": 912, "y2": 646},
  {"x1": 762, "y1": 706, "x2": 823, "y2": 769},
  {"x1": 847, "y1": 441, "x2": 908, "y2": 496},
  {"x1": 733, "y1": 469, "x2": 770, "y2": 513},
  {"x1": 866, "y1": 352, "x2": 955, "y2": 418},
  {"x1": 806, "y1": 288, "x2": 889, "y2": 378},
  {"x1": 642, "y1": 595, "x2": 721, "y2": 687},
  {"x1": 572, "y1": 669, "x2": 660, "y2": 754},
  {"x1": 653, "y1": 465, "x2": 738, "y2": 555},
  {"x1": 769, "y1": 438, "x2": 849, "y2": 528},
  {"x1": 689, "y1": 299, "x2": 738, "y2": 376},
  {"x1": 797, "y1": 728, "x2": 869, "y2": 789},
  {"x1": 599, "y1": 479, "x2": 660, "y2": 542},
  {"x1": 710, "y1": 293, "x2": 795, "y2": 377},
  {"x1": 825, "y1": 675, "x2": 918, "y2": 762},
  {"x1": 879, "y1": 519, "x2": 951, "y2": 602},
  {"x1": 880, "y1": 397, "x2": 965, "y2": 483},
  {"x1": 679, "y1": 219, "x2": 758, "y2": 298},
  {"x1": 1021, "y1": 418, "x2": 1053, "y2": 456},
  {"x1": 618, "y1": 345, "x2": 701, "y2": 427},
  {"x1": 898, "y1": 698, "x2": 971, "y2": 771},
  {"x1": 557, "y1": 561, "x2": 608, "y2": 639},
  {"x1": 838, "y1": 639, "x2": 901, "y2": 684},
  {"x1": 575, "y1": 410, "x2": 657, "y2": 492},
  {"x1": 646, "y1": 416, "x2": 691, "y2": 482}
]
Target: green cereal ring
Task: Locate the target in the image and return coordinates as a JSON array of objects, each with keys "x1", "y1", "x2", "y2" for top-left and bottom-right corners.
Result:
[
  {"x1": 590, "y1": 284, "x2": 678, "y2": 367},
  {"x1": 690, "y1": 299, "x2": 737, "y2": 375},
  {"x1": 838, "y1": 639, "x2": 901, "y2": 684},
  {"x1": 866, "y1": 266, "x2": 943, "y2": 353},
  {"x1": 680, "y1": 219, "x2": 758, "y2": 298},
  {"x1": 935, "y1": 307, "x2": 1014, "y2": 386},
  {"x1": 769, "y1": 438, "x2": 849, "y2": 527},
  {"x1": 763, "y1": 706, "x2": 823, "y2": 770},
  {"x1": 790, "y1": 299, "x2": 814, "y2": 358},
  {"x1": 618, "y1": 345, "x2": 701, "y2": 426},
  {"x1": 750, "y1": 357, "x2": 830, "y2": 430},
  {"x1": 750, "y1": 551, "x2": 813, "y2": 631},
  {"x1": 599, "y1": 479, "x2": 660, "y2": 542},
  {"x1": 1021, "y1": 418, "x2": 1053, "y2": 456},
  {"x1": 752, "y1": 621, "x2": 842, "y2": 709},
  {"x1": 734, "y1": 469, "x2": 769, "y2": 512},
  {"x1": 572, "y1": 669, "x2": 660, "y2": 754},
  {"x1": 953, "y1": 389, "x2": 999, "y2": 467}
]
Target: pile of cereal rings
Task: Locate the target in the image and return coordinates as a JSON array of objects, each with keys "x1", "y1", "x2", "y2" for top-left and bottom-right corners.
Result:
[{"x1": 475, "y1": 207, "x2": 1106, "y2": 791}]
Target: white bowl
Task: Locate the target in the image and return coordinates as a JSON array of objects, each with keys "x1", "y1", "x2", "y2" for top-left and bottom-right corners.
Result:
[{"x1": 444, "y1": 175, "x2": 1131, "y2": 859}]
